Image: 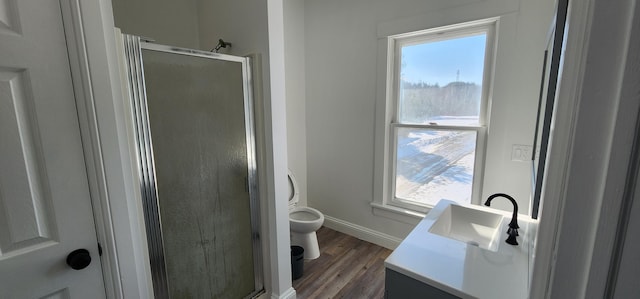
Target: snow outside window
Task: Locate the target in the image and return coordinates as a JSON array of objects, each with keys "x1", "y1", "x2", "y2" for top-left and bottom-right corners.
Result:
[{"x1": 387, "y1": 21, "x2": 495, "y2": 211}]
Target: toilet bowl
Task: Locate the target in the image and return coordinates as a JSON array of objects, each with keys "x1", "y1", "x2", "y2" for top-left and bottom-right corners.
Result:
[{"x1": 288, "y1": 170, "x2": 324, "y2": 259}]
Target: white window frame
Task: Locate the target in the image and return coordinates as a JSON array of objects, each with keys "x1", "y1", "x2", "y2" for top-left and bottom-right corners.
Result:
[{"x1": 375, "y1": 18, "x2": 498, "y2": 216}]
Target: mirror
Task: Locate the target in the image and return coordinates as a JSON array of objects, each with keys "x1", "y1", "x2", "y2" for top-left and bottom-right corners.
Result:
[{"x1": 531, "y1": 0, "x2": 569, "y2": 219}]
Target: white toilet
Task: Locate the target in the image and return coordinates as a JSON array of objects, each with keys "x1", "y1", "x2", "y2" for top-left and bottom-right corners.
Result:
[{"x1": 288, "y1": 170, "x2": 324, "y2": 259}]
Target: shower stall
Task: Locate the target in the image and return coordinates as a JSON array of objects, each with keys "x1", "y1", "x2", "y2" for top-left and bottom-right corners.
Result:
[{"x1": 120, "y1": 34, "x2": 263, "y2": 298}]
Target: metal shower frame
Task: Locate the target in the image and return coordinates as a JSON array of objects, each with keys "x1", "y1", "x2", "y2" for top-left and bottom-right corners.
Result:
[{"x1": 121, "y1": 34, "x2": 264, "y2": 298}]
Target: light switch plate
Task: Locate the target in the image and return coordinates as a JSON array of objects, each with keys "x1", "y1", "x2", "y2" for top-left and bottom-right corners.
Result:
[{"x1": 511, "y1": 144, "x2": 533, "y2": 162}]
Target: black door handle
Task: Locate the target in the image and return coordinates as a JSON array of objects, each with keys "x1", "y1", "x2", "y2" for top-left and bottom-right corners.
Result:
[{"x1": 66, "y1": 249, "x2": 91, "y2": 270}]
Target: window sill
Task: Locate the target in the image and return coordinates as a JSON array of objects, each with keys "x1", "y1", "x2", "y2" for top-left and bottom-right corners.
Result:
[{"x1": 371, "y1": 202, "x2": 427, "y2": 226}]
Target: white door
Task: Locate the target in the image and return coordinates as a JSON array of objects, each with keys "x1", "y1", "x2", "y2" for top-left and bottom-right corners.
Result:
[{"x1": 0, "y1": 0, "x2": 106, "y2": 298}]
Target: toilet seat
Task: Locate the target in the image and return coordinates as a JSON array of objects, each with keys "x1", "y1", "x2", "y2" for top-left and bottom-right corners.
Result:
[
  {"x1": 289, "y1": 206, "x2": 324, "y2": 232},
  {"x1": 288, "y1": 170, "x2": 323, "y2": 231},
  {"x1": 290, "y1": 206, "x2": 323, "y2": 222},
  {"x1": 288, "y1": 169, "x2": 300, "y2": 208}
]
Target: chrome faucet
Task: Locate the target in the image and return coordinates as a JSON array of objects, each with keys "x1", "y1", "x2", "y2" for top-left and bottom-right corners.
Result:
[{"x1": 484, "y1": 193, "x2": 520, "y2": 246}]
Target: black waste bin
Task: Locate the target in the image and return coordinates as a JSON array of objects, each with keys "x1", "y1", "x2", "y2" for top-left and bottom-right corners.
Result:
[{"x1": 291, "y1": 245, "x2": 304, "y2": 280}]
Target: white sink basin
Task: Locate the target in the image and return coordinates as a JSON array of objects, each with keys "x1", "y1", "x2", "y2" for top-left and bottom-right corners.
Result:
[{"x1": 428, "y1": 203, "x2": 504, "y2": 251}]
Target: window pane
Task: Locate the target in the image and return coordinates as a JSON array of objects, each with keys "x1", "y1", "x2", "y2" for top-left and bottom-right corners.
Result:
[
  {"x1": 399, "y1": 34, "x2": 486, "y2": 125},
  {"x1": 394, "y1": 127, "x2": 476, "y2": 206}
]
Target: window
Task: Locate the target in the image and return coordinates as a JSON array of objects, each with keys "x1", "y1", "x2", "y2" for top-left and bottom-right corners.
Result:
[{"x1": 384, "y1": 20, "x2": 496, "y2": 212}]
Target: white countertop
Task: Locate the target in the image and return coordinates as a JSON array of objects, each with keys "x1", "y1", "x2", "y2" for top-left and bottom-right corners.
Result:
[{"x1": 385, "y1": 200, "x2": 537, "y2": 299}]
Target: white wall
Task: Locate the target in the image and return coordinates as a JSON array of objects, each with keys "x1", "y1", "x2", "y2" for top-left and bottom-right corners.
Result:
[
  {"x1": 284, "y1": 0, "x2": 308, "y2": 206},
  {"x1": 481, "y1": 0, "x2": 556, "y2": 212},
  {"x1": 111, "y1": 0, "x2": 201, "y2": 49},
  {"x1": 301, "y1": 0, "x2": 555, "y2": 240},
  {"x1": 197, "y1": 1, "x2": 269, "y2": 56}
]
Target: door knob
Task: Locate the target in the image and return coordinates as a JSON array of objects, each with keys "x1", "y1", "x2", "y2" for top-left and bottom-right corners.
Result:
[{"x1": 66, "y1": 249, "x2": 91, "y2": 270}]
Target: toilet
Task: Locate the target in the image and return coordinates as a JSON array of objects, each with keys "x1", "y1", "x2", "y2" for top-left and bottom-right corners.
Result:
[{"x1": 288, "y1": 170, "x2": 324, "y2": 259}]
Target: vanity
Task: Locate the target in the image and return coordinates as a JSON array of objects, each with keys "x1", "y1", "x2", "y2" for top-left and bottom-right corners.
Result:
[{"x1": 384, "y1": 200, "x2": 537, "y2": 299}]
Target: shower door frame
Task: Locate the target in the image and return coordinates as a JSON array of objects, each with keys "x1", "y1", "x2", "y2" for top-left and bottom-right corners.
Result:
[{"x1": 122, "y1": 35, "x2": 264, "y2": 298}]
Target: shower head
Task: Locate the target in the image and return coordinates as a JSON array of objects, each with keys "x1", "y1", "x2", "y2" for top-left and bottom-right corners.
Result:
[{"x1": 212, "y1": 39, "x2": 232, "y2": 53}]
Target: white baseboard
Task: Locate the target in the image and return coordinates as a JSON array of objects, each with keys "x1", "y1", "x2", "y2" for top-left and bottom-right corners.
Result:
[
  {"x1": 270, "y1": 287, "x2": 296, "y2": 299},
  {"x1": 323, "y1": 215, "x2": 402, "y2": 250}
]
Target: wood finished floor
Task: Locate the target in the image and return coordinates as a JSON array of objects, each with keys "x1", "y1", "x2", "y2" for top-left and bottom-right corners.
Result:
[{"x1": 292, "y1": 227, "x2": 392, "y2": 299}]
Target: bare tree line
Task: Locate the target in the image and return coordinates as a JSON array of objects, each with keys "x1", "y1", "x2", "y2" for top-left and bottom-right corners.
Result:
[{"x1": 399, "y1": 81, "x2": 481, "y2": 123}]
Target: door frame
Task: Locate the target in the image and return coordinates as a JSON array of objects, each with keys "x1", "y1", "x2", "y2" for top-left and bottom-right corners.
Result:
[
  {"x1": 530, "y1": 0, "x2": 640, "y2": 297},
  {"x1": 60, "y1": 0, "x2": 153, "y2": 297}
]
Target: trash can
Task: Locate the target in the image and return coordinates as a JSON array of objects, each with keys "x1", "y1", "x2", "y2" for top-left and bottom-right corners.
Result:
[{"x1": 291, "y1": 245, "x2": 304, "y2": 280}]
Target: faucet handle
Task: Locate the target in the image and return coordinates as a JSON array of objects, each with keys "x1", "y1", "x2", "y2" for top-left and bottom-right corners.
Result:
[
  {"x1": 508, "y1": 219, "x2": 520, "y2": 230},
  {"x1": 505, "y1": 228, "x2": 519, "y2": 246}
]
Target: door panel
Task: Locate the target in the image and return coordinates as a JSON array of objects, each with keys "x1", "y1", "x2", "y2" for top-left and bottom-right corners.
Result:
[
  {"x1": 0, "y1": 0, "x2": 105, "y2": 297},
  {"x1": 0, "y1": 68, "x2": 60, "y2": 257},
  {"x1": 0, "y1": 0, "x2": 21, "y2": 36},
  {"x1": 143, "y1": 49, "x2": 256, "y2": 298}
]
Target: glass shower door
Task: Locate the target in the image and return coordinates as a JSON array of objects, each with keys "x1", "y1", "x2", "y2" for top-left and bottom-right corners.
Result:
[{"x1": 123, "y1": 36, "x2": 262, "y2": 299}]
